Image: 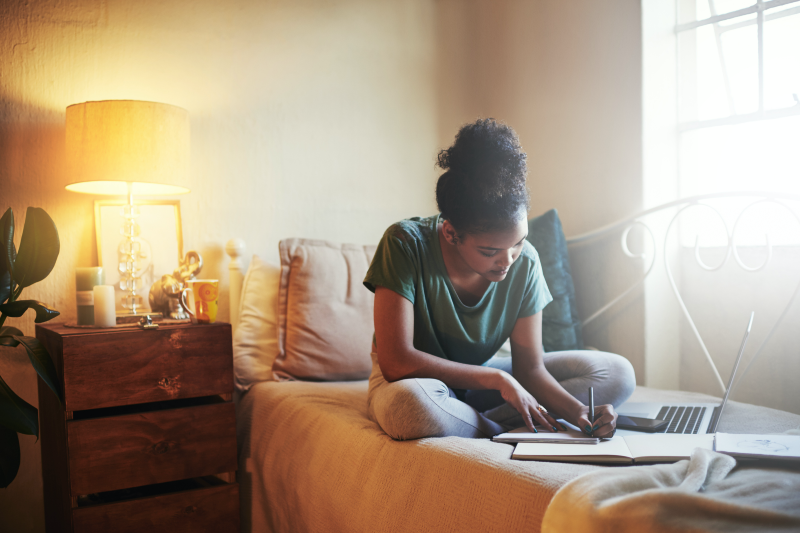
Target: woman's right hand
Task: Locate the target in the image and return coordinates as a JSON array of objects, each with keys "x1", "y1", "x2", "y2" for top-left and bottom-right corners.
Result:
[{"x1": 496, "y1": 372, "x2": 561, "y2": 433}]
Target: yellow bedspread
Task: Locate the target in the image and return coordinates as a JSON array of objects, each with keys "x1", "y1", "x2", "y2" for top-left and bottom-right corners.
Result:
[
  {"x1": 236, "y1": 380, "x2": 597, "y2": 532},
  {"x1": 236, "y1": 382, "x2": 800, "y2": 533}
]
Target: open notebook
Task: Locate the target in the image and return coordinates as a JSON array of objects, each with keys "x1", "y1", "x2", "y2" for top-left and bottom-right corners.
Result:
[{"x1": 512, "y1": 434, "x2": 714, "y2": 464}]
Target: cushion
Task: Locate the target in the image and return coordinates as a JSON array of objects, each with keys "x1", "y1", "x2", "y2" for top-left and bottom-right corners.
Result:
[
  {"x1": 232, "y1": 255, "x2": 281, "y2": 392},
  {"x1": 527, "y1": 209, "x2": 584, "y2": 352},
  {"x1": 271, "y1": 238, "x2": 377, "y2": 381}
]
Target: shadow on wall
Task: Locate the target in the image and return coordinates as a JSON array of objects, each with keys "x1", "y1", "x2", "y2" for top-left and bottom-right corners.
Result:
[
  {"x1": 0, "y1": 98, "x2": 91, "y2": 533},
  {"x1": 196, "y1": 242, "x2": 229, "y2": 323},
  {"x1": 568, "y1": 233, "x2": 646, "y2": 384}
]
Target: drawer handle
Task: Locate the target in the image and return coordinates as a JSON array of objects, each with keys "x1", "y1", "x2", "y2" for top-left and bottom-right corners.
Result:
[
  {"x1": 149, "y1": 440, "x2": 177, "y2": 455},
  {"x1": 157, "y1": 376, "x2": 182, "y2": 397},
  {"x1": 184, "y1": 505, "x2": 198, "y2": 514}
]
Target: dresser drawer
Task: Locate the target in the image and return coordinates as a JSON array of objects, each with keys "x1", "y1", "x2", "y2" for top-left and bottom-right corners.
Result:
[
  {"x1": 60, "y1": 324, "x2": 233, "y2": 411},
  {"x1": 73, "y1": 482, "x2": 239, "y2": 533},
  {"x1": 68, "y1": 402, "x2": 237, "y2": 495}
]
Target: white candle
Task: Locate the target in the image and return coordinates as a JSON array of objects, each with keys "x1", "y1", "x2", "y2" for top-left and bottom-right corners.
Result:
[{"x1": 93, "y1": 285, "x2": 116, "y2": 328}]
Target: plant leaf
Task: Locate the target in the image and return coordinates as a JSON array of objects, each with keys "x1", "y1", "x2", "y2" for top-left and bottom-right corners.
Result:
[
  {"x1": 12, "y1": 207, "x2": 60, "y2": 289},
  {"x1": 0, "y1": 373, "x2": 38, "y2": 436},
  {"x1": 12, "y1": 336, "x2": 62, "y2": 404},
  {"x1": 0, "y1": 300, "x2": 60, "y2": 323},
  {"x1": 0, "y1": 208, "x2": 14, "y2": 304},
  {"x1": 0, "y1": 425, "x2": 20, "y2": 488},
  {"x1": 0, "y1": 337, "x2": 20, "y2": 348},
  {"x1": 0, "y1": 326, "x2": 24, "y2": 347},
  {"x1": 0, "y1": 272, "x2": 10, "y2": 305}
]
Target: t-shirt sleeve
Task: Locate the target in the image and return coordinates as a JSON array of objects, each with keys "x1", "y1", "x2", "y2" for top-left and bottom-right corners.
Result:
[
  {"x1": 518, "y1": 247, "x2": 553, "y2": 318},
  {"x1": 363, "y1": 225, "x2": 417, "y2": 304}
]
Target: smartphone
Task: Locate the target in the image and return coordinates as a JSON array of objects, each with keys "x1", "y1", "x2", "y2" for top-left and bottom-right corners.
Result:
[{"x1": 616, "y1": 415, "x2": 669, "y2": 433}]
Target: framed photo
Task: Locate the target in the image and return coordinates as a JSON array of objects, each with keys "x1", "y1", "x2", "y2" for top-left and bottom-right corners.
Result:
[{"x1": 94, "y1": 200, "x2": 184, "y2": 312}]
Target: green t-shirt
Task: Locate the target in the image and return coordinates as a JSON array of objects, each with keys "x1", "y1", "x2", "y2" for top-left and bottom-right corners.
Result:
[{"x1": 363, "y1": 214, "x2": 553, "y2": 366}]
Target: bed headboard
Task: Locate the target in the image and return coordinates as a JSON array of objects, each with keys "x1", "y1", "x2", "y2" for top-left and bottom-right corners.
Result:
[
  {"x1": 226, "y1": 191, "x2": 800, "y2": 399},
  {"x1": 225, "y1": 238, "x2": 246, "y2": 331},
  {"x1": 562, "y1": 191, "x2": 800, "y2": 395}
]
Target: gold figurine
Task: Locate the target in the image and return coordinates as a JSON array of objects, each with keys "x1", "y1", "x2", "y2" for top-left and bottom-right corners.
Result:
[{"x1": 148, "y1": 251, "x2": 203, "y2": 319}]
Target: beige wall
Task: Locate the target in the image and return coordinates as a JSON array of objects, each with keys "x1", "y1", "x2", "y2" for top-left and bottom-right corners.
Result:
[
  {"x1": 0, "y1": 0, "x2": 439, "y2": 529},
  {"x1": 436, "y1": 0, "x2": 645, "y2": 375},
  {"x1": 0, "y1": 0, "x2": 644, "y2": 529},
  {"x1": 436, "y1": 0, "x2": 643, "y2": 236}
]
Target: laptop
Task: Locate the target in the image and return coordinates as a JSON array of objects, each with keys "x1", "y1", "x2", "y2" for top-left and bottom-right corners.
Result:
[{"x1": 616, "y1": 312, "x2": 754, "y2": 435}]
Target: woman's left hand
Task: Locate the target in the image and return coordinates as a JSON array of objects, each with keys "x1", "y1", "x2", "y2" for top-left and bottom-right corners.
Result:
[{"x1": 574, "y1": 404, "x2": 617, "y2": 438}]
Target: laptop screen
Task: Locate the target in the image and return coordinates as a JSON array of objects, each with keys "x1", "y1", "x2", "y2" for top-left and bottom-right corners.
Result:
[{"x1": 708, "y1": 312, "x2": 754, "y2": 434}]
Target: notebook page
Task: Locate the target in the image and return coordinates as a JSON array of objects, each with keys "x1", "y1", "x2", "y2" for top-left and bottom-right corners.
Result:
[
  {"x1": 494, "y1": 420, "x2": 598, "y2": 444},
  {"x1": 623, "y1": 434, "x2": 714, "y2": 462},
  {"x1": 513, "y1": 436, "x2": 633, "y2": 463}
]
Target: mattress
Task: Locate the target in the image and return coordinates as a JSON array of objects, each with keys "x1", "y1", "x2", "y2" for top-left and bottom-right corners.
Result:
[{"x1": 236, "y1": 381, "x2": 800, "y2": 533}]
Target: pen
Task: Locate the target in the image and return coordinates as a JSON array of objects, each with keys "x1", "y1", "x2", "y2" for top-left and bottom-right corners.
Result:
[{"x1": 589, "y1": 386, "x2": 595, "y2": 436}]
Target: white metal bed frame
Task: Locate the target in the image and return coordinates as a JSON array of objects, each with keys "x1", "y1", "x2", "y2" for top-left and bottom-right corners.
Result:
[{"x1": 226, "y1": 191, "x2": 800, "y2": 395}]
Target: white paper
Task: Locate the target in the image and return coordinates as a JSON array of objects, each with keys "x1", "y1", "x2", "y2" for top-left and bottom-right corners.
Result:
[
  {"x1": 494, "y1": 420, "x2": 598, "y2": 444},
  {"x1": 715, "y1": 433, "x2": 800, "y2": 460}
]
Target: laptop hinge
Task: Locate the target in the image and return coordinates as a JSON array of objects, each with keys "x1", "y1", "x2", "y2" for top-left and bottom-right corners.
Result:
[{"x1": 706, "y1": 406, "x2": 722, "y2": 434}]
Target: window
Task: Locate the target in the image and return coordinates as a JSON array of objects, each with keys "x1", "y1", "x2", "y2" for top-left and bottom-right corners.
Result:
[{"x1": 676, "y1": 0, "x2": 800, "y2": 245}]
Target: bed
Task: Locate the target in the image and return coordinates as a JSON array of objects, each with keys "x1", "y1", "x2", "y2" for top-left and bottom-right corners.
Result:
[{"x1": 227, "y1": 194, "x2": 800, "y2": 533}]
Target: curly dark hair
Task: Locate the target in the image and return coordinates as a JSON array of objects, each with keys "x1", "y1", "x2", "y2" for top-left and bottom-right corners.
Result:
[{"x1": 436, "y1": 118, "x2": 529, "y2": 235}]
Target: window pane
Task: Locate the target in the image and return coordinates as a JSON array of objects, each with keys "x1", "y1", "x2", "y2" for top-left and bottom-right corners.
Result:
[
  {"x1": 679, "y1": 115, "x2": 800, "y2": 196},
  {"x1": 679, "y1": 115, "x2": 800, "y2": 245},
  {"x1": 764, "y1": 6, "x2": 800, "y2": 110},
  {"x1": 720, "y1": 22, "x2": 758, "y2": 114},
  {"x1": 679, "y1": 27, "x2": 725, "y2": 121},
  {"x1": 679, "y1": 20, "x2": 758, "y2": 121}
]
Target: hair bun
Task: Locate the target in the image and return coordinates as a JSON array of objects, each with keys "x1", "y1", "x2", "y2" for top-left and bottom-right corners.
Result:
[{"x1": 435, "y1": 118, "x2": 529, "y2": 234}]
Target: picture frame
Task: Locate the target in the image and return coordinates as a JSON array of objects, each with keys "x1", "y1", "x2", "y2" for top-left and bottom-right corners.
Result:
[{"x1": 94, "y1": 199, "x2": 184, "y2": 312}]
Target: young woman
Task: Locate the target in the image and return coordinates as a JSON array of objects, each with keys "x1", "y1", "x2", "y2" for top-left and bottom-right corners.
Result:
[{"x1": 363, "y1": 119, "x2": 635, "y2": 440}]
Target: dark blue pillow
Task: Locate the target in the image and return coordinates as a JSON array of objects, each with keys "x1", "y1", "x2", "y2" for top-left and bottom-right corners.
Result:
[{"x1": 527, "y1": 209, "x2": 584, "y2": 352}]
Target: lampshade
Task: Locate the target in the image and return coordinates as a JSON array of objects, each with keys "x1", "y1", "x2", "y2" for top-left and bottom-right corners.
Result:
[{"x1": 64, "y1": 100, "x2": 190, "y2": 195}]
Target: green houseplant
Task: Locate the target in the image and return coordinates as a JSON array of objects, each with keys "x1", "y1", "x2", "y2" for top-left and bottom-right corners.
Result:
[{"x1": 0, "y1": 207, "x2": 63, "y2": 487}]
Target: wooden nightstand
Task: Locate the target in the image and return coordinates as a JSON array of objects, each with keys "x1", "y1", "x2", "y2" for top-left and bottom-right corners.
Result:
[{"x1": 36, "y1": 322, "x2": 239, "y2": 533}]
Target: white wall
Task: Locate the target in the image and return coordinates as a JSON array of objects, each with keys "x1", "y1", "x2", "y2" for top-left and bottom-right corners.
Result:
[{"x1": 642, "y1": 0, "x2": 681, "y2": 390}]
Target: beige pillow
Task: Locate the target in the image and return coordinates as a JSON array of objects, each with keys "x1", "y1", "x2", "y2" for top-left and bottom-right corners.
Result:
[
  {"x1": 232, "y1": 255, "x2": 281, "y2": 392},
  {"x1": 272, "y1": 238, "x2": 376, "y2": 381}
]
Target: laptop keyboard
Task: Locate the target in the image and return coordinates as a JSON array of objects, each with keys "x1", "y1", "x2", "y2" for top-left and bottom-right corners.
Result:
[{"x1": 655, "y1": 406, "x2": 706, "y2": 434}]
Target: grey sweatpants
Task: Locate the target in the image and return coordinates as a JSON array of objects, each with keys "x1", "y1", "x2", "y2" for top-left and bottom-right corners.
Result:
[{"x1": 367, "y1": 350, "x2": 636, "y2": 440}]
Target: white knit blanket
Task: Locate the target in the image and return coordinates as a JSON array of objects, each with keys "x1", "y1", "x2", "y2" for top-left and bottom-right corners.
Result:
[{"x1": 543, "y1": 447, "x2": 800, "y2": 533}]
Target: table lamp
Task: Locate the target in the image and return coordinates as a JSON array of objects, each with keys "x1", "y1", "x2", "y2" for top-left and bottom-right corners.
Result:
[{"x1": 64, "y1": 100, "x2": 190, "y2": 316}]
